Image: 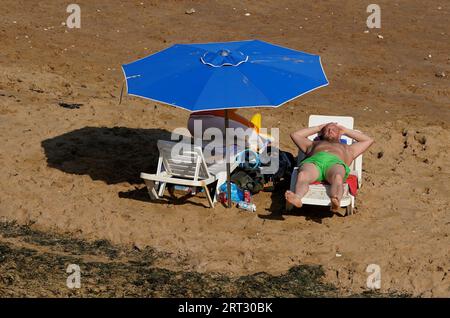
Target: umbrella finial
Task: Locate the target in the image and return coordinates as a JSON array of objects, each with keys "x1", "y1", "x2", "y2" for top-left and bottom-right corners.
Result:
[
  {"x1": 200, "y1": 50, "x2": 248, "y2": 68},
  {"x1": 220, "y1": 49, "x2": 230, "y2": 57}
]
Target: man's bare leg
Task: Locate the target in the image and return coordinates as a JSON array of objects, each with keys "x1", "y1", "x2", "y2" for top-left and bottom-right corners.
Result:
[
  {"x1": 285, "y1": 163, "x2": 319, "y2": 208},
  {"x1": 326, "y1": 164, "x2": 346, "y2": 213}
]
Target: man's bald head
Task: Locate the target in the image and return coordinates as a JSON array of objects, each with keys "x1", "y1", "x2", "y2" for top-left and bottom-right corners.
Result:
[{"x1": 320, "y1": 123, "x2": 342, "y2": 142}]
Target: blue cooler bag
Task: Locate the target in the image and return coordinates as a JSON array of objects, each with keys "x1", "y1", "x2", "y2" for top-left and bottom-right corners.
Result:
[{"x1": 219, "y1": 182, "x2": 244, "y2": 203}]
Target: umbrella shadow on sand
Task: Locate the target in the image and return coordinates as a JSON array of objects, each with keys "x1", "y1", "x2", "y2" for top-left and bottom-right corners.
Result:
[
  {"x1": 41, "y1": 126, "x2": 172, "y2": 185},
  {"x1": 42, "y1": 127, "x2": 215, "y2": 208},
  {"x1": 117, "y1": 186, "x2": 213, "y2": 208},
  {"x1": 258, "y1": 179, "x2": 334, "y2": 224}
]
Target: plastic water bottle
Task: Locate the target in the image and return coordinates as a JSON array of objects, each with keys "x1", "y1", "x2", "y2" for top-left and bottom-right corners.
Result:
[
  {"x1": 174, "y1": 185, "x2": 196, "y2": 195},
  {"x1": 237, "y1": 201, "x2": 256, "y2": 212}
]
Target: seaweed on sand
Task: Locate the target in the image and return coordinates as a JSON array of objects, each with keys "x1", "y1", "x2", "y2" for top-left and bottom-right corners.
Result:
[{"x1": 0, "y1": 222, "x2": 409, "y2": 297}]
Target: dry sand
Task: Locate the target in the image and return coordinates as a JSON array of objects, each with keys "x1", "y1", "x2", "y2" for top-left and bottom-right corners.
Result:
[{"x1": 0, "y1": 0, "x2": 449, "y2": 296}]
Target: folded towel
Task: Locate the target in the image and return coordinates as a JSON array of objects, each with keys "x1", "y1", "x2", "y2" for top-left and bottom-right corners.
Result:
[{"x1": 346, "y1": 175, "x2": 358, "y2": 196}]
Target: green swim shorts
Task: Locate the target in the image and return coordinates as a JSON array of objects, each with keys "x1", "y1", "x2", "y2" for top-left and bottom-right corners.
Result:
[{"x1": 300, "y1": 151, "x2": 350, "y2": 182}]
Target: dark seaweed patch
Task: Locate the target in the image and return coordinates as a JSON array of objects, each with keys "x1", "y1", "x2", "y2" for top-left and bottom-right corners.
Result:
[
  {"x1": 0, "y1": 222, "x2": 410, "y2": 297},
  {"x1": 58, "y1": 102, "x2": 83, "y2": 109}
]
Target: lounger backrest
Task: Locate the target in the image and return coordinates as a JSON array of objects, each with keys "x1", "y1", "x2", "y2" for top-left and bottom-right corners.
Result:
[{"x1": 157, "y1": 140, "x2": 210, "y2": 180}]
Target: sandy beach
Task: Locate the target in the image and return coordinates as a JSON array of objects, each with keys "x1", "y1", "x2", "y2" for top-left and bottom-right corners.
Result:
[{"x1": 0, "y1": 0, "x2": 449, "y2": 297}]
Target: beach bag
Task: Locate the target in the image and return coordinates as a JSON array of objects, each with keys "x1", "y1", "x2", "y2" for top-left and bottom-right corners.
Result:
[
  {"x1": 272, "y1": 150, "x2": 295, "y2": 180},
  {"x1": 260, "y1": 150, "x2": 294, "y2": 181},
  {"x1": 230, "y1": 169, "x2": 265, "y2": 194}
]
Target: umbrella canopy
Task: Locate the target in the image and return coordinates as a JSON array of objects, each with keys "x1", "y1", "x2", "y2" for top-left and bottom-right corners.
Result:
[
  {"x1": 122, "y1": 40, "x2": 328, "y2": 111},
  {"x1": 122, "y1": 40, "x2": 328, "y2": 208}
]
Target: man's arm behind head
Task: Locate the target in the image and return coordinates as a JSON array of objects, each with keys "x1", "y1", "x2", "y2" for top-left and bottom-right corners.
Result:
[
  {"x1": 290, "y1": 124, "x2": 325, "y2": 153},
  {"x1": 341, "y1": 126, "x2": 374, "y2": 159}
]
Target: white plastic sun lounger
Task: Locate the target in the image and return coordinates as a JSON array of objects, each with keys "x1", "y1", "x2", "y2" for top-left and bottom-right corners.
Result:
[
  {"x1": 140, "y1": 140, "x2": 239, "y2": 208},
  {"x1": 286, "y1": 115, "x2": 362, "y2": 216}
]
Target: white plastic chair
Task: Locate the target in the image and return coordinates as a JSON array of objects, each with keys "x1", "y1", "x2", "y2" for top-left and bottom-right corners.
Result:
[
  {"x1": 140, "y1": 140, "x2": 239, "y2": 208},
  {"x1": 286, "y1": 115, "x2": 362, "y2": 216}
]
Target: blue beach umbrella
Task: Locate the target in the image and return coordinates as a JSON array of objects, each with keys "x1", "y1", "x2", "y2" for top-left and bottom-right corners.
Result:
[{"x1": 121, "y1": 39, "x2": 328, "y2": 207}]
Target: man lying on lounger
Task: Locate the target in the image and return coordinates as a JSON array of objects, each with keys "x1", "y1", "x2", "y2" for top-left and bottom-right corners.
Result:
[{"x1": 285, "y1": 122, "x2": 374, "y2": 213}]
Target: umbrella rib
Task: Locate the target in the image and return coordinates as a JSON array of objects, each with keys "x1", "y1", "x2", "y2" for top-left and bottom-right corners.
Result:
[
  {"x1": 235, "y1": 64, "x2": 326, "y2": 106},
  {"x1": 191, "y1": 69, "x2": 221, "y2": 111},
  {"x1": 250, "y1": 62, "x2": 326, "y2": 85},
  {"x1": 128, "y1": 63, "x2": 197, "y2": 84},
  {"x1": 191, "y1": 67, "x2": 273, "y2": 110},
  {"x1": 249, "y1": 58, "x2": 327, "y2": 81},
  {"x1": 127, "y1": 63, "x2": 210, "y2": 96},
  {"x1": 234, "y1": 68, "x2": 275, "y2": 106}
]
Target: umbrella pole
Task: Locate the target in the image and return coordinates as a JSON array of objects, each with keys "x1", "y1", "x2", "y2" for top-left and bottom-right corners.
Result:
[
  {"x1": 119, "y1": 80, "x2": 125, "y2": 105},
  {"x1": 224, "y1": 110, "x2": 232, "y2": 208}
]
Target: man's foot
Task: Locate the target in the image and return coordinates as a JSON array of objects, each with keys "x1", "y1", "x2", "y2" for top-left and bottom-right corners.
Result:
[
  {"x1": 330, "y1": 196, "x2": 341, "y2": 213},
  {"x1": 285, "y1": 191, "x2": 303, "y2": 208}
]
